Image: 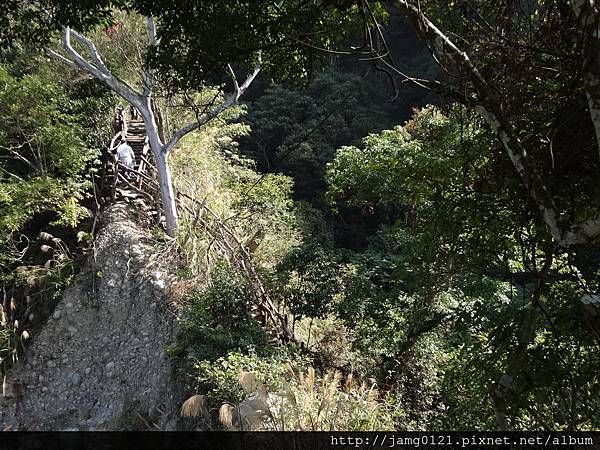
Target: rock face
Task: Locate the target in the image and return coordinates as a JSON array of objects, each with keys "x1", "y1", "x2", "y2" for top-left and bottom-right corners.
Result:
[{"x1": 0, "y1": 204, "x2": 183, "y2": 430}]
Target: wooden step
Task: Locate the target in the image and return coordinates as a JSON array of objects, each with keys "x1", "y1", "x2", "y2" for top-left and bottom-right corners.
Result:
[{"x1": 115, "y1": 189, "x2": 140, "y2": 199}]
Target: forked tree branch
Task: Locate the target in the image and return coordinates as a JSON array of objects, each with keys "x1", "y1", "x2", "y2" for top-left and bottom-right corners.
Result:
[
  {"x1": 162, "y1": 56, "x2": 261, "y2": 155},
  {"x1": 50, "y1": 27, "x2": 144, "y2": 108}
]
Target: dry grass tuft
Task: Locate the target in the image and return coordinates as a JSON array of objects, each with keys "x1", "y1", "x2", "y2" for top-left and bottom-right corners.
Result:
[
  {"x1": 38, "y1": 232, "x2": 54, "y2": 241},
  {"x1": 266, "y1": 367, "x2": 395, "y2": 431},
  {"x1": 219, "y1": 403, "x2": 236, "y2": 429},
  {"x1": 180, "y1": 394, "x2": 209, "y2": 418},
  {"x1": 198, "y1": 367, "x2": 396, "y2": 431}
]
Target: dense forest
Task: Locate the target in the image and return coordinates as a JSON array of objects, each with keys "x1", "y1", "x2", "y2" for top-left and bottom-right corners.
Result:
[{"x1": 1, "y1": 0, "x2": 599, "y2": 432}]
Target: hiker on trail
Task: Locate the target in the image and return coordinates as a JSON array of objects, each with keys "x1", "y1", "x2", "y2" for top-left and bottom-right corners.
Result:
[
  {"x1": 130, "y1": 105, "x2": 140, "y2": 120},
  {"x1": 112, "y1": 105, "x2": 125, "y2": 134},
  {"x1": 115, "y1": 138, "x2": 135, "y2": 180}
]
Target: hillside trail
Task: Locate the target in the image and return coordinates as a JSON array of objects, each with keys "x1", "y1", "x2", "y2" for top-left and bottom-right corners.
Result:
[
  {"x1": 0, "y1": 110, "x2": 297, "y2": 430},
  {"x1": 0, "y1": 117, "x2": 185, "y2": 429}
]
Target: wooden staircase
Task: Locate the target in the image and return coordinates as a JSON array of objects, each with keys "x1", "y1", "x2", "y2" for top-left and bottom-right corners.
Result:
[
  {"x1": 126, "y1": 119, "x2": 150, "y2": 175},
  {"x1": 102, "y1": 112, "x2": 159, "y2": 220},
  {"x1": 101, "y1": 108, "x2": 297, "y2": 346}
]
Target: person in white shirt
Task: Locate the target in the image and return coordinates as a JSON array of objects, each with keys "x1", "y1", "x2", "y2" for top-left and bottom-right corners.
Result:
[{"x1": 115, "y1": 139, "x2": 135, "y2": 180}]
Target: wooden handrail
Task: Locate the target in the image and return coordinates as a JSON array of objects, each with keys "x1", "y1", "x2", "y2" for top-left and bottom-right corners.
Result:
[
  {"x1": 105, "y1": 108, "x2": 161, "y2": 201},
  {"x1": 116, "y1": 162, "x2": 157, "y2": 186},
  {"x1": 173, "y1": 187, "x2": 296, "y2": 344},
  {"x1": 117, "y1": 173, "x2": 155, "y2": 203},
  {"x1": 105, "y1": 118, "x2": 295, "y2": 344}
]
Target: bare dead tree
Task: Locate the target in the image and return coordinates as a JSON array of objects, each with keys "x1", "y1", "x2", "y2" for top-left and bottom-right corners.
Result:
[{"x1": 47, "y1": 16, "x2": 261, "y2": 236}]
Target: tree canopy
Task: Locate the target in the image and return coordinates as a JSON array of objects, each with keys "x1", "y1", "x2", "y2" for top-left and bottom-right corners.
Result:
[{"x1": 1, "y1": 0, "x2": 599, "y2": 433}]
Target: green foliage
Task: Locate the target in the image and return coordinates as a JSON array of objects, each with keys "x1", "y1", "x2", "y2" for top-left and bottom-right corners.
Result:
[
  {"x1": 0, "y1": 0, "x2": 127, "y2": 51},
  {"x1": 1, "y1": 235, "x2": 76, "y2": 373},
  {"x1": 0, "y1": 51, "x2": 111, "y2": 375},
  {"x1": 240, "y1": 71, "x2": 393, "y2": 204},
  {"x1": 0, "y1": 319, "x2": 26, "y2": 372},
  {"x1": 192, "y1": 350, "x2": 295, "y2": 406},
  {"x1": 2, "y1": 0, "x2": 388, "y2": 88},
  {"x1": 327, "y1": 106, "x2": 527, "y2": 271},
  {"x1": 208, "y1": 107, "x2": 516, "y2": 429},
  {"x1": 182, "y1": 267, "x2": 268, "y2": 362},
  {"x1": 6, "y1": 1, "x2": 594, "y2": 432},
  {"x1": 86, "y1": 12, "x2": 148, "y2": 89},
  {"x1": 171, "y1": 111, "x2": 300, "y2": 277},
  {"x1": 273, "y1": 242, "x2": 342, "y2": 319},
  {"x1": 229, "y1": 173, "x2": 295, "y2": 237},
  {"x1": 0, "y1": 65, "x2": 99, "y2": 241},
  {"x1": 136, "y1": 0, "x2": 386, "y2": 87},
  {"x1": 320, "y1": 106, "x2": 600, "y2": 429}
]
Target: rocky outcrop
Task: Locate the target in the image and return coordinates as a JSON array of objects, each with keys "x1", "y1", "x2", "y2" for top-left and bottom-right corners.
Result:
[{"x1": 0, "y1": 204, "x2": 183, "y2": 430}]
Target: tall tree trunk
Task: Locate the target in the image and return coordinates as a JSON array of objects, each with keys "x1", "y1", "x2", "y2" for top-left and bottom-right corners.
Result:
[
  {"x1": 492, "y1": 250, "x2": 553, "y2": 430},
  {"x1": 572, "y1": 0, "x2": 600, "y2": 160},
  {"x1": 142, "y1": 105, "x2": 178, "y2": 236},
  {"x1": 50, "y1": 24, "x2": 260, "y2": 238},
  {"x1": 153, "y1": 149, "x2": 178, "y2": 236}
]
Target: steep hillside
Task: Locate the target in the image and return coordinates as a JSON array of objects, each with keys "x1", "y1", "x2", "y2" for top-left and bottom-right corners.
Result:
[{"x1": 0, "y1": 204, "x2": 183, "y2": 430}]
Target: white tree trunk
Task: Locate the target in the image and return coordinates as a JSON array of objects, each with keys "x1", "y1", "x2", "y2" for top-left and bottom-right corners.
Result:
[
  {"x1": 153, "y1": 148, "x2": 178, "y2": 235},
  {"x1": 127, "y1": 103, "x2": 179, "y2": 236},
  {"x1": 571, "y1": 0, "x2": 600, "y2": 160},
  {"x1": 48, "y1": 23, "x2": 259, "y2": 237},
  {"x1": 142, "y1": 104, "x2": 178, "y2": 235}
]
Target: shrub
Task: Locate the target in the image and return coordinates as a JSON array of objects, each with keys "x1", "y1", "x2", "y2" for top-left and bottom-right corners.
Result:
[
  {"x1": 182, "y1": 267, "x2": 268, "y2": 362},
  {"x1": 184, "y1": 350, "x2": 398, "y2": 431}
]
